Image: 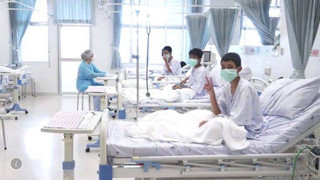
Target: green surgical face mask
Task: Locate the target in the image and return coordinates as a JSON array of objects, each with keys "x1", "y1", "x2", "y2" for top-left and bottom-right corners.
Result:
[
  {"x1": 220, "y1": 69, "x2": 238, "y2": 82},
  {"x1": 189, "y1": 58, "x2": 198, "y2": 67}
]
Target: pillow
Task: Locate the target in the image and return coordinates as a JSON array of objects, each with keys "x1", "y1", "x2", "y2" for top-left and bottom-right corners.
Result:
[{"x1": 260, "y1": 77, "x2": 320, "y2": 119}]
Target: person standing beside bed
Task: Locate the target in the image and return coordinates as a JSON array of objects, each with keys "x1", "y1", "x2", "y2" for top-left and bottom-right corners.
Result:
[
  {"x1": 172, "y1": 48, "x2": 207, "y2": 97},
  {"x1": 199, "y1": 52, "x2": 263, "y2": 139},
  {"x1": 76, "y1": 49, "x2": 106, "y2": 111},
  {"x1": 157, "y1": 46, "x2": 181, "y2": 81}
]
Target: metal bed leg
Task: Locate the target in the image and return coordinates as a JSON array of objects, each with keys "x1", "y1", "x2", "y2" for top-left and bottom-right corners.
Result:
[
  {"x1": 76, "y1": 93, "x2": 80, "y2": 110},
  {"x1": 31, "y1": 79, "x2": 33, "y2": 97},
  {"x1": 33, "y1": 80, "x2": 36, "y2": 97},
  {"x1": 24, "y1": 85, "x2": 26, "y2": 98},
  {"x1": 1, "y1": 117, "x2": 6, "y2": 150},
  {"x1": 88, "y1": 95, "x2": 91, "y2": 111},
  {"x1": 81, "y1": 93, "x2": 84, "y2": 111}
]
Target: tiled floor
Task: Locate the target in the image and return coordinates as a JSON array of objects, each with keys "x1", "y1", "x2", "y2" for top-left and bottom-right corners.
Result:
[{"x1": 0, "y1": 95, "x2": 131, "y2": 180}]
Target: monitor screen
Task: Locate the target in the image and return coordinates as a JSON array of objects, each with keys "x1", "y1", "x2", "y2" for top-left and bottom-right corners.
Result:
[{"x1": 202, "y1": 51, "x2": 211, "y2": 63}]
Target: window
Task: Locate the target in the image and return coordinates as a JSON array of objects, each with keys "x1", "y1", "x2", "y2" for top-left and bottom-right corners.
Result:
[
  {"x1": 59, "y1": 25, "x2": 90, "y2": 93},
  {"x1": 60, "y1": 26, "x2": 90, "y2": 59},
  {"x1": 20, "y1": 0, "x2": 49, "y2": 62},
  {"x1": 240, "y1": 0, "x2": 281, "y2": 46},
  {"x1": 119, "y1": 0, "x2": 211, "y2": 65}
]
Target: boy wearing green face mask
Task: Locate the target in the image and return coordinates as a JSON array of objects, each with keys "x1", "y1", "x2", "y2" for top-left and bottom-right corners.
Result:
[
  {"x1": 172, "y1": 48, "x2": 207, "y2": 97},
  {"x1": 199, "y1": 53, "x2": 263, "y2": 139},
  {"x1": 157, "y1": 46, "x2": 181, "y2": 81}
]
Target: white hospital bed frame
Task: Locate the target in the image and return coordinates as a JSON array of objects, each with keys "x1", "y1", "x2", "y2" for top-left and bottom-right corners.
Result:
[{"x1": 97, "y1": 111, "x2": 320, "y2": 179}]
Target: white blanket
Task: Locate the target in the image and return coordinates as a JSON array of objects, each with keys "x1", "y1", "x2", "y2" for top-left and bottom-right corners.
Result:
[
  {"x1": 0, "y1": 66, "x2": 22, "y2": 74},
  {"x1": 122, "y1": 86, "x2": 195, "y2": 105},
  {"x1": 124, "y1": 110, "x2": 250, "y2": 150},
  {"x1": 122, "y1": 79, "x2": 153, "y2": 89}
]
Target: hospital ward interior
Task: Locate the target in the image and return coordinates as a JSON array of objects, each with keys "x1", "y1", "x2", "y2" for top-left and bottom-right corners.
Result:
[{"x1": 1, "y1": 0, "x2": 320, "y2": 179}]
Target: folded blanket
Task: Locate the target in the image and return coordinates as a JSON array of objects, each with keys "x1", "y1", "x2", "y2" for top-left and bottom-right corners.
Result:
[{"x1": 124, "y1": 110, "x2": 250, "y2": 151}]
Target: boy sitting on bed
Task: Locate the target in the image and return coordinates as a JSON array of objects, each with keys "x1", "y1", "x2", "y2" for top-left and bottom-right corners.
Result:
[
  {"x1": 172, "y1": 48, "x2": 207, "y2": 97},
  {"x1": 199, "y1": 53, "x2": 263, "y2": 138}
]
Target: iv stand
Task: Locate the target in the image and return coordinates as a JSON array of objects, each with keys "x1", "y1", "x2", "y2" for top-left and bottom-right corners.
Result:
[
  {"x1": 132, "y1": 9, "x2": 140, "y2": 120},
  {"x1": 145, "y1": 15, "x2": 151, "y2": 97}
]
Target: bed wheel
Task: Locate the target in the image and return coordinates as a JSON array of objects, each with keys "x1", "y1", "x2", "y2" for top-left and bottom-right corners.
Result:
[
  {"x1": 15, "y1": 117, "x2": 18, "y2": 120},
  {"x1": 25, "y1": 111, "x2": 28, "y2": 114},
  {"x1": 4, "y1": 147, "x2": 7, "y2": 150},
  {"x1": 85, "y1": 147, "x2": 90, "y2": 153},
  {"x1": 6, "y1": 111, "x2": 9, "y2": 113},
  {"x1": 88, "y1": 136, "x2": 92, "y2": 141}
]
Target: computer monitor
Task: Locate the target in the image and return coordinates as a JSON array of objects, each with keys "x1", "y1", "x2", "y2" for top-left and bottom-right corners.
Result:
[
  {"x1": 201, "y1": 51, "x2": 216, "y2": 67},
  {"x1": 202, "y1": 51, "x2": 211, "y2": 63}
]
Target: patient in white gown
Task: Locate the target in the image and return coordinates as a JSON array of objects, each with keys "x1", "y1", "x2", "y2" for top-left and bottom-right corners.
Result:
[
  {"x1": 200, "y1": 52, "x2": 263, "y2": 138},
  {"x1": 172, "y1": 48, "x2": 207, "y2": 97}
]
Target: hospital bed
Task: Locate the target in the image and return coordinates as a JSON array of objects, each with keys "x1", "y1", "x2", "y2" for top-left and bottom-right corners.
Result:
[
  {"x1": 124, "y1": 67, "x2": 163, "y2": 80},
  {"x1": 97, "y1": 77, "x2": 320, "y2": 179},
  {"x1": 0, "y1": 66, "x2": 29, "y2": 114},
  {"x1": 98, "y1": 101, "x2": 320, "y2": 179},
  {"x1": 0, "y1": 65, "x2": 35, "y2": 98},
  {"x1": 116, "y1": 76, "x2": 270, "y2": 116},
  {"x1": 0, "y1": 75, "x2": 12, "y2": 106}
]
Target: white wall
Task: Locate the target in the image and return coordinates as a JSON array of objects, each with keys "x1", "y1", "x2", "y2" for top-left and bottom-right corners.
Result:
[
  {"x1": 91, "y1": 3, "x2": 113, "y2": 72},
  {"x1": 0, "y1": 1, "x2": 114, "y2": 94},
  {"x1": 0, "y1": 3, "x2": 11, "y2": 65}
]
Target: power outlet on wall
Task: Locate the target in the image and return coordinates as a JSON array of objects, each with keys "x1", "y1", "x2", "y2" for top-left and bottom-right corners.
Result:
[{"x1": 264, "y1": 67, "x2": 271, "y2": 76}]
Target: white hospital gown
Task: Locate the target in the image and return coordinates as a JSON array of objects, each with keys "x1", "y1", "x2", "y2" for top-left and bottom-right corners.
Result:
[
  {"x1": 185, "y1": 65, "x2": 207, "y2": 96},
  {"x1": 162, "y1": 59, "x2": 181, "y2": 75},
  {"x1": 218, "y1": 78, "x2": 263, "y2": 138}
]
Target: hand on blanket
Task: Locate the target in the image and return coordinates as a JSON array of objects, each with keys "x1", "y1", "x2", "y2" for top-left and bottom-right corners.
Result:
[
  {"x1": 180, "y1": 78, "x2": 188, "y2": 85},
  {"x1": 172, "y1": 84, "x2": 182, "y2": 90},
  {"x1": 157, "y1": 76, "x2": 165, "y2": 81},
  {"x1": 198, "y1": 120, "x2": 207, "y2": 127}
]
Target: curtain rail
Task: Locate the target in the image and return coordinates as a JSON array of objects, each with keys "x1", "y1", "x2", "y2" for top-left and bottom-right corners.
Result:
[{"x1": 3, "y1": 0, "x2": 53, "y2": 17}]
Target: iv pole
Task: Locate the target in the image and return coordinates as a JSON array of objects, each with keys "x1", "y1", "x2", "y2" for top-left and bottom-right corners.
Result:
[
  {"x1": 132, "y1": 7, "x2": 140, "y2": 120},
  {"x1": 145, "y1": 14, "x2": 151, "y2": 97}
]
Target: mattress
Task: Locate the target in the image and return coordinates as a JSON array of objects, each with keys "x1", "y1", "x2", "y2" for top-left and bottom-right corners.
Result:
[{"x1": 107, "y1": 97, "x2": 320, "y2": 158}]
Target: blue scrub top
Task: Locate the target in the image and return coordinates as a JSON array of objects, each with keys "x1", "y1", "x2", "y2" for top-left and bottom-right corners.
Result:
[{"x1": 76, "y1": 61, "x2": 106, "y2": 92}]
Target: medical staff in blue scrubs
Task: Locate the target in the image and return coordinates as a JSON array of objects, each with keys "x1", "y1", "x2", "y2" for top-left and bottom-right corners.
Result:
[{"x1": 76, "y1": 49, "x2": 106, "y2": 111}]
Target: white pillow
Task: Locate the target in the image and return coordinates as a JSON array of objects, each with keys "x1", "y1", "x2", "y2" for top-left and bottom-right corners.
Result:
[{"x1": 260, "y1": 77, "x2": 320, "y2": 119}]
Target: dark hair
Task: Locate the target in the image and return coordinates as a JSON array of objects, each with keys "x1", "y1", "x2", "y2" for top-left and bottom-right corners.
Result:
[
  {"x1": 189, "y1": 48, "x2": 203, "y2": 59},
  {"x1": 221, "y1": 52, "x2": 241, "y2": 68},
  {"x1": 162, "y1": 46, "x2": 172, "y2": 55}
]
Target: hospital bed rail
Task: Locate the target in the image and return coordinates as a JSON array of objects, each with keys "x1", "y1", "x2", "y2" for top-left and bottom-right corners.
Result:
[{"x1": 249, "y1": 77, "x2": 270, "y2": 95}]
